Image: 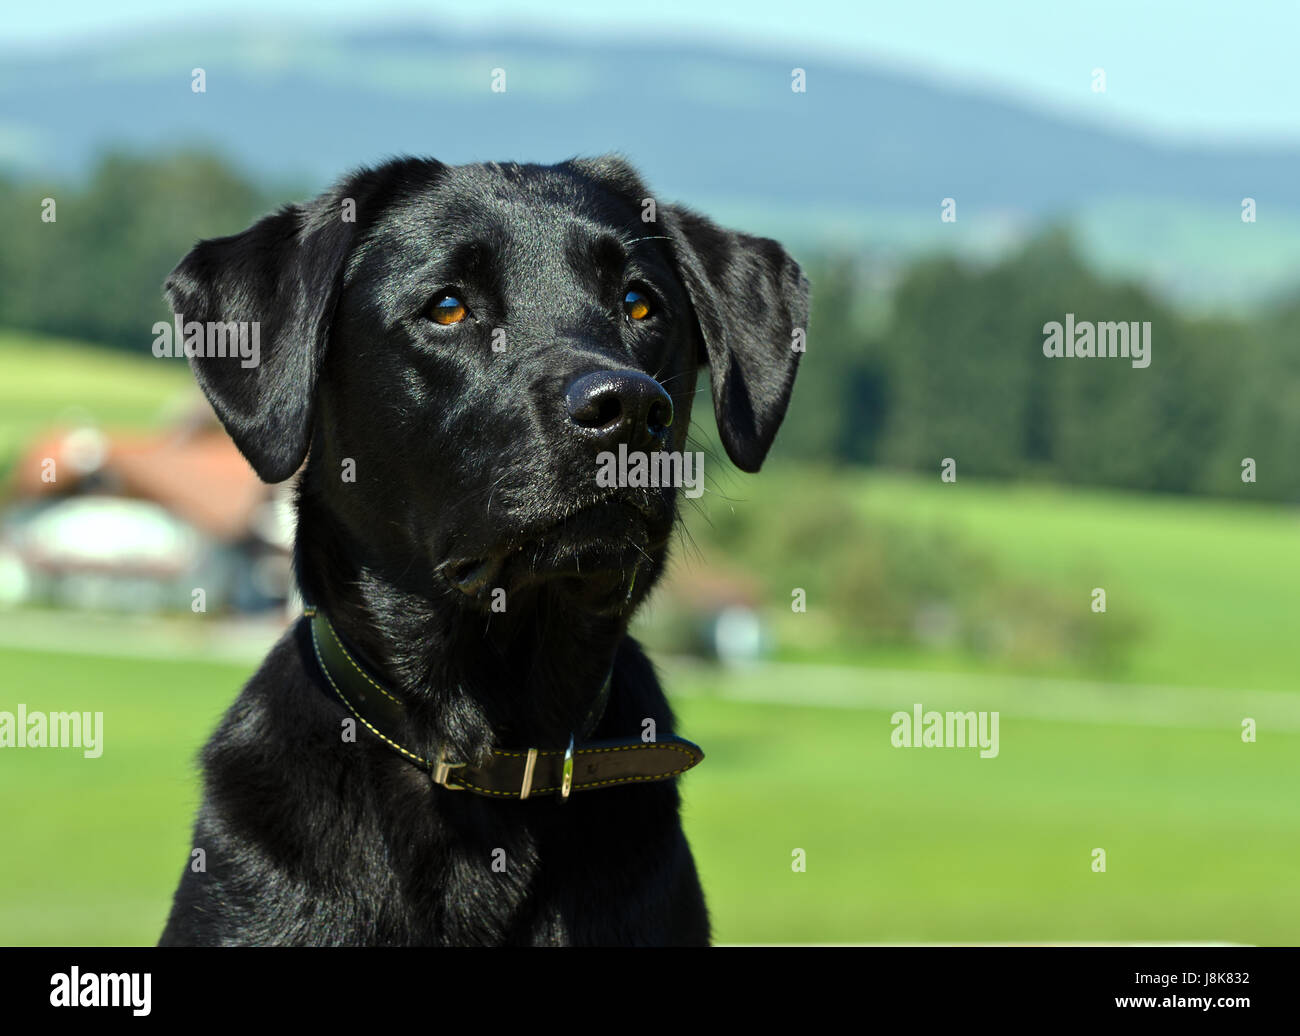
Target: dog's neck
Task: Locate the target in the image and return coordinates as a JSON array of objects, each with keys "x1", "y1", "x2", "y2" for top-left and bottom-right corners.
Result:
[{"x1": 292, "y1": 489, "x2": 639, "y2": 764}]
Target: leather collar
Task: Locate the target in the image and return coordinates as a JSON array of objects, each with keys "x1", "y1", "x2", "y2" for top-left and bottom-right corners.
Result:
[{"x1": 303, "y1": 607, "x2": 704, "y2": 801}]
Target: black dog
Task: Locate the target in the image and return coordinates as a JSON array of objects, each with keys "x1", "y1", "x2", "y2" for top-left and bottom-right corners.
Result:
[{"x1": 158, "y1": 155, "x2": 806, "y2": 946}]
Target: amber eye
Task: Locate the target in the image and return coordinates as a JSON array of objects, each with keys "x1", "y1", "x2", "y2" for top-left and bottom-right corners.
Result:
[
  {"x1": 429, "y1": 295, "x2": 468, "y2": 325},
  {"x1": 622, "y1": 289, "x2": 652, "y2": 321}
]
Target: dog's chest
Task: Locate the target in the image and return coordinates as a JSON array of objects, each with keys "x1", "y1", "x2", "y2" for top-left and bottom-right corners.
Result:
[{"x1": 359, "y1": 789, "x2": 682, "y2": 946}]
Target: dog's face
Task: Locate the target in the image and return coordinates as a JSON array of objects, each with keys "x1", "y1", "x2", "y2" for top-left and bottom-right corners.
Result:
[
  {"x1": 166, "y1": 157, "x2": 807, "y2": 616},
  {"x1": 317, "y1": 162, "x2": 703, "y2": 608}
]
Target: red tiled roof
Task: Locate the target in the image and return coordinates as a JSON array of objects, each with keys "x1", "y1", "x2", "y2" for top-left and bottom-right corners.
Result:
[{"x1": 9, "y1": 421, "x2": 272, "y2": 541}]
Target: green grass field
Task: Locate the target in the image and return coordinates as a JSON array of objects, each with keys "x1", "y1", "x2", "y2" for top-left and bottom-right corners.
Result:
[
  {"x1": 0, "y1": 330, "x2": 191, "y2": 474},
  {"x1": 851, "y1": 473, "x2": 1300, "y2": 693},
  {"x1": 1, "y1": 646, "x2": 1296, "y2": 945},
  {"x1": 1, "y1": 329, "x2": 1297, "y2": 944}
]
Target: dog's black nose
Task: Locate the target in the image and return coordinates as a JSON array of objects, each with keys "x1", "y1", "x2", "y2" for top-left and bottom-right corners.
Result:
[{"x1": 565, "y1": 370, "x2": 673, "y2": 451}]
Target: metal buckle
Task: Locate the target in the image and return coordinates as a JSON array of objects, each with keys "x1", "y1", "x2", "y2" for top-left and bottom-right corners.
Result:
[
  {"x1": 558, "y1": 734, "x2": 575, "y2": 802},
  {"x1": 519, "y1": 748, "x2": 538, "y2": 800},
  {"x1": 432, "y1": 746, "x2": 465, "y2": 790}
]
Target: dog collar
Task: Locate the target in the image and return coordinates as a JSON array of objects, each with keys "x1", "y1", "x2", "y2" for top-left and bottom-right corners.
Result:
[{"x1": 303, "y1": 607, "x2": 703, "y2": 801}]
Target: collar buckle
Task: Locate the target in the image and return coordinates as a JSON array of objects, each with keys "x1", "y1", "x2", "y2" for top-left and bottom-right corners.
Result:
[{"x1": 432, "y1": 747, "x2": 466, "y2": 790}]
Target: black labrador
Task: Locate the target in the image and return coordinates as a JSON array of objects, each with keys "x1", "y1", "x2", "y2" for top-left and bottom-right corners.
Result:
[{"x1": 158, "y1": 155, "x2": 807, "y2": 946}]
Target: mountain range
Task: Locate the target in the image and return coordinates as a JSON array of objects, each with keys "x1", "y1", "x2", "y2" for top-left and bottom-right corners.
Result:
[{"x1": 2, "y1": 22, "x2": 1297, "y2": 308}]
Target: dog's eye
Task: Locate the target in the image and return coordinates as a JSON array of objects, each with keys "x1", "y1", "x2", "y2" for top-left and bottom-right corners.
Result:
[
  {"x1": 622, "y1": 289, "x2": 652, "y2": 321},
  {"x1": 428, "y1": 295, "x2": 468, "y2": 325}
]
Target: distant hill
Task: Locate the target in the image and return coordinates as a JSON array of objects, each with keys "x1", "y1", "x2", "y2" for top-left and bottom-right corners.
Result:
[{"x1": 3, "y1": 22, "x2": 1299, "y2": 308}]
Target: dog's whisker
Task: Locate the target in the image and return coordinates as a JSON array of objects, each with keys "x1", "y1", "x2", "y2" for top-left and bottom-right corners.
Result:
[
  {"x1": 484, "y1": 471, "x2": 510, "y2": 515},
  {"x1": 673, "y1": 521, "x2": 706, "y2": 565}
]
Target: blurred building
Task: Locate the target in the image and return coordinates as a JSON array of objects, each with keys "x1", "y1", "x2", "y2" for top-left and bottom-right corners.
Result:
[
  {"x1": 645, "y1": 566, "x2": 768, "y2": 667},
  {"x1": 0, "y1": 413, "x2": 292, "y2": 613}
]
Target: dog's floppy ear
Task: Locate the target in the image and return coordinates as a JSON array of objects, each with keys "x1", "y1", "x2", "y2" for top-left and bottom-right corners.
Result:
[
  {"x1": 662, "y1": 204, "x2": 809, "y2": 472},
  {"x1": 164, "y1": 175, "x2": 379, "y2": 483}
]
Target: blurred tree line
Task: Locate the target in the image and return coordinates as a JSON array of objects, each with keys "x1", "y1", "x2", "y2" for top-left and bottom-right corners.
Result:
[
  {"x1": 781, "y1": 236, "x2": 1300, "y2": 501},
  {"x1": 0, "y1": 151, "x2": 274, "y2": 350},
  {"x1": 2, "y1": 151, "x2": 1297, "y2": 502}
]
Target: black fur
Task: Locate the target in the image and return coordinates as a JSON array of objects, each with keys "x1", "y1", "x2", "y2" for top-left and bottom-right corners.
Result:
[{"x1": 158, "y1": 155, "x2": 807, "y2": 946}]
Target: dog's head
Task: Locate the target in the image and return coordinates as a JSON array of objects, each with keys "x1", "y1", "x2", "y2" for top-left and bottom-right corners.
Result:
[{"x1": 166, "y1": 156, "x2": 806, "y2": 616}]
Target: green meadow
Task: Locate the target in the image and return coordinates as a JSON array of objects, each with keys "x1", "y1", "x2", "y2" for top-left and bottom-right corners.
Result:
[
  {"x1": 0, "y1": 331, "x2": 191, "y2": 472},
  {"x1": 1, "y1": 647, "x2": 1297, "y2": 945},
  {"x1": 850, "y1": 473, "x2": 1300, "y2": 693}
]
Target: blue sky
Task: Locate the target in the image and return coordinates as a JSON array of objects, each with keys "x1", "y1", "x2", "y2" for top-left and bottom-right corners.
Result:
[{"x1": 6, "y1": 1, "x2": 1298, "y2": 144}]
